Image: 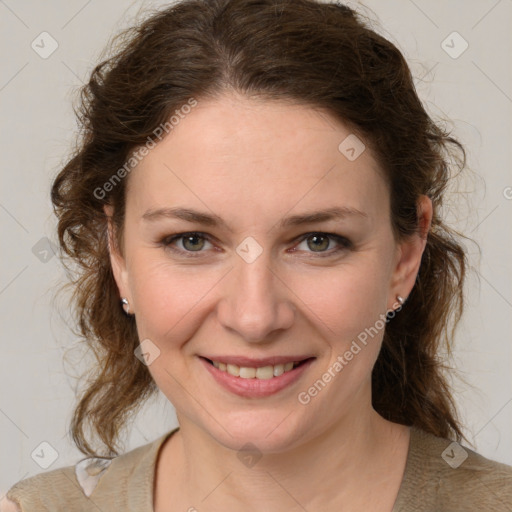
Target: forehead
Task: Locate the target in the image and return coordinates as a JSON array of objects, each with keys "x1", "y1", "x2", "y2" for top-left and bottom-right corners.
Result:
[{"x1": 125, "y1": 93, "x2": 389, "y2": 225}]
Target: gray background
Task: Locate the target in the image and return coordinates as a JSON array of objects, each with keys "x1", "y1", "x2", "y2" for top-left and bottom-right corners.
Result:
[{"x1": 1, "y1": 0, "x2": 511, "y2": 496}]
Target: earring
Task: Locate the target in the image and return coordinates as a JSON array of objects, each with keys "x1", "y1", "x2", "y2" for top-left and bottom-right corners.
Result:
[
  {"x1": 396, "y1": 295, "x2": 405, "y2": 306},
  {"x1": 121, "y1": 297, "x2": 132, "y2": 315}
]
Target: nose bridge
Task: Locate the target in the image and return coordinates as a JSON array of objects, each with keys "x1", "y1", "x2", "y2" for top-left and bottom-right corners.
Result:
[{"x1": 218, "y1": 245, "x2": 295, "y2": 342}]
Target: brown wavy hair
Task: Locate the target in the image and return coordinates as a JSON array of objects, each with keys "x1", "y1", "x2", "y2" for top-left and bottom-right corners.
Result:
[{"x1": 51, "y1": 0, "x2": 471, "y2": 457}]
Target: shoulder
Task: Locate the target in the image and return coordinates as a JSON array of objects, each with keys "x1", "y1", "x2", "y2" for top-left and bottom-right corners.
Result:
[
  {"x1": 3, "y1": 463, "x2": 81, "y2": 512},
  {"x1": 3, "y1": 430, "x2": 176, "y2": 512},
  {"x1": 396, "y1": 426, "x2": 512, "y2": 511}
]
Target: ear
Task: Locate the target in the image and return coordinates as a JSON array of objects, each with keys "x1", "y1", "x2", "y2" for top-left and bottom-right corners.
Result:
[
  {"x1": 104, "y1": 205, "x2": 131, "y2": 304},
  {"x1": 388, "y1": 195, "x2": 433, "y2": 306}
]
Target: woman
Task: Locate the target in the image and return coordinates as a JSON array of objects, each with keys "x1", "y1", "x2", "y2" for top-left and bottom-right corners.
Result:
[{"x1": 4, "y1": 0, "x2": 512, "y2": 510}]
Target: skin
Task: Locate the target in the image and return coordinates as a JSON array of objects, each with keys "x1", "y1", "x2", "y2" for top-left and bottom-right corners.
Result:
[{"x1": 105, "y1": 91, "x2": 432, "y2": 511}]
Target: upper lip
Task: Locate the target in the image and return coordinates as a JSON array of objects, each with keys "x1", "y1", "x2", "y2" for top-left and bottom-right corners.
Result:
[{"x1": 200, "y1": 355, "x2": 315, "y2": 367}]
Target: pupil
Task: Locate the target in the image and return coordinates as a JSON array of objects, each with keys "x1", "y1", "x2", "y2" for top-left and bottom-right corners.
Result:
[
  {"x1": 308, "y1": 235, "x2": 328, "y2": 251},
  {"x1": 184, "y1": 235, "x2": 204, "y2": 251}
]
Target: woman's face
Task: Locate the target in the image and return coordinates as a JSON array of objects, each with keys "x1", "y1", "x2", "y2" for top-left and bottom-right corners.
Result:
[{"x1": 109, "y1": 92, "x2": 427, "y2": 452}]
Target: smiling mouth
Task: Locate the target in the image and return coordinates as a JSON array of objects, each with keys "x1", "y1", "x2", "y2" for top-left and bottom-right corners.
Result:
[{"x1": 201, "y1": 357, "x2": 314, "y2": 380}]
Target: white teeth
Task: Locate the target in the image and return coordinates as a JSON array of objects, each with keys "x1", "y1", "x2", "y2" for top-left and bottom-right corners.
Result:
[
  {"x1": 239, "y1": 367, "x2": 256, "y2": 378},
  {"x1": 273, "y1": 364, "x2": 284, "y2": 377},
  {"x1": 255, "y1": 366, "x2": 274, "y2": 380},
  {"x1": 226, "y1": 364, "x2": 240, "y2": 377},
  {"x1": 211, "y1": 360, "x2": 302, "y2": 379}
]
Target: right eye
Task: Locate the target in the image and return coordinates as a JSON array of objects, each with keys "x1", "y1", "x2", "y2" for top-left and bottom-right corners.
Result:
[{"x1": 160, "y1": 232, "x2": 215, "y2": 257}]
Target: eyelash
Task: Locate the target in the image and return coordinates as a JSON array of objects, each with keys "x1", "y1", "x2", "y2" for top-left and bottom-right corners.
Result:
[{"x1": 159, "y1": 231, "x2": 353, "y2": 259}]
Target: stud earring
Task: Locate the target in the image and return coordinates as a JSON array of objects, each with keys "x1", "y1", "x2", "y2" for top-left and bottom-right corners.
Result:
[
  {"x1": 396, "y1": 295, "x2": 405, "y2": 307},
  {"x1": 121, "y1": 297, "x2": 132, "y2": 315}
]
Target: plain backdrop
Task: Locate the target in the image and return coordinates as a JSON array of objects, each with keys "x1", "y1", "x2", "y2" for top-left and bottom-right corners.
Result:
[{"x1": 1, "y1": 0, "x2": 511, "y2": 496}]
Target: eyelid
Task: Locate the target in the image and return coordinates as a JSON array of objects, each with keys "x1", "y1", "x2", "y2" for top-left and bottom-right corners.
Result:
[
  {"x1": 292, "y1": 232, "x2": 353, "y2": 255},
  {"x1": 161, "y1": 231, "x2": 216, "y2": 257},
  {"x1": 160, "y1": 231, "x2": 352, "y2": 258}
]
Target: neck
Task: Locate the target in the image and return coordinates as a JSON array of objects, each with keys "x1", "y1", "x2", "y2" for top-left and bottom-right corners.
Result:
[{"x1": 154, "y1": 406, "x2": 410, "y2": 511}]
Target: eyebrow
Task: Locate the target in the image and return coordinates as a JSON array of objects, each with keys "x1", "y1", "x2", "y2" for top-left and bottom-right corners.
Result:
[{"x1": 141, "y1": 206, "x2": 367, "y2": 231}]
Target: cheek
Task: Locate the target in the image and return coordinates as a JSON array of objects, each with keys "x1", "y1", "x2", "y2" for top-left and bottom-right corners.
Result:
[
  {"x1": 127, "y1": 241, "x2": 394, "y2": 354},
  {"x1": 289, "y1": 258, "x2": 391, "y2": 341},
  {"x1": 128, "y1": 252, "x2": 224, "y2": 344}
]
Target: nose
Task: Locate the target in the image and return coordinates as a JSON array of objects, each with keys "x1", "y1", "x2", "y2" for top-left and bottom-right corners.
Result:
[{"x1": 216, "y1": 252, "x2": 296, "y2": 343}]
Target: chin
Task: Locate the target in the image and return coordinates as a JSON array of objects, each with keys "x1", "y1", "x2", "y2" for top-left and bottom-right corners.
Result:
[{"x1": 201, "y1": 409, "x2": 311, "y2": 454}]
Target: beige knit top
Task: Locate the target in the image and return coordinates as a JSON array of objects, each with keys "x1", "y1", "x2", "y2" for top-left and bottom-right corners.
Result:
[{"x1": 5, "y1": 426, "x2": 512, "y2": 511}]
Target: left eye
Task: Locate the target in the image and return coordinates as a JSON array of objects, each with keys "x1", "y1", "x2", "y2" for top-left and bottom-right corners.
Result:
[{"x1": 293, "y1": 232, "x2": 352, "y2": 256}]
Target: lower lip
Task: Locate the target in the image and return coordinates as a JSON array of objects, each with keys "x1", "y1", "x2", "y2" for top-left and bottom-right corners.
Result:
[{"x1": 199, "y1": 357, "x2": 315, "y2": 398}]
